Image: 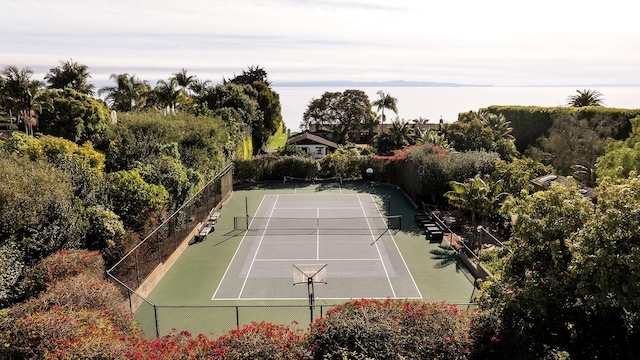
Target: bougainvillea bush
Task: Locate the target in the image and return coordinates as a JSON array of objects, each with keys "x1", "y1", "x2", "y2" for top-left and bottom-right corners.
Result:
[
  {"x1": 0, "y1": 250, "x2": 139, "y2": 360},
  {"x1": 123, "y1": 322, "x2": 305, "y2": 359},
  {"x1": 304, "y1": 299, "x2": 478, "y2": 360}
]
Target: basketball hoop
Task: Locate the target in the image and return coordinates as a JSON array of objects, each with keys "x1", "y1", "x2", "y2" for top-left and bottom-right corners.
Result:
[{"x1": 293, "y1": 264, "x2": 327, "y2": 323}]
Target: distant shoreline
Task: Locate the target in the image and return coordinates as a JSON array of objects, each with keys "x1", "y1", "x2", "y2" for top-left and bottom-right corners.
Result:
[
  {"x1": 272, "y1": 81, "x2": 640, "y2": 88},
  {"x1": 272, "y1": 80, "x2": 493, "y2": 87}
]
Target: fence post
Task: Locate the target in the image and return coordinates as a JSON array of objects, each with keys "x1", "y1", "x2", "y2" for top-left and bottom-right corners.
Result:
[
  {"x1": 154, "y1": 304, "x2": 160, "y2": 339},
  {"x1": 236, "y1": 306, "x2": 240, "y2": 329},
  {"x1": 135, "y1": 249, "x2": 140, "y2": 288}
]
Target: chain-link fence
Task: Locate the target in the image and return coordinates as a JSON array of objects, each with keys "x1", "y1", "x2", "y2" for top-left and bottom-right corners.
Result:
[
  {"x1": 150, "y1": 304, "x2": 336, "y2": 337},
  {"x1": 107, "y1": 164, "x2": 233, "y2": 310}
]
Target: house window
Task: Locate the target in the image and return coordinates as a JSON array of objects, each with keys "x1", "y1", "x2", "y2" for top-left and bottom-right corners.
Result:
[
  {"x1": 316, "y1": 147, "x2": 323, "y2": 155},
  {"x1": 301, "y1": 147, "x2": 308, "y2": 153}
]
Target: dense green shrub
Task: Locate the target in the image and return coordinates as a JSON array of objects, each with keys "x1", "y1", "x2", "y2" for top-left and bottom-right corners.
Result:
[
  {"x1": 99, "y1": 112, "x2": 235, "y2": 177},
  {"x1": 305, "y1": 299, "x2": 477, "y2": 360},
  {"x1": 318, "y1": 145, "x2": 364, "y2": 179},
  {"x1": 269, "y1": 156, "x2": 318, "y2": 180},
  {"x1": 385, "y1": 145, "x2": 499, "y2": 203},
  {"x1": 38, "y1": 88, "x2": 112, "y2": 144}
]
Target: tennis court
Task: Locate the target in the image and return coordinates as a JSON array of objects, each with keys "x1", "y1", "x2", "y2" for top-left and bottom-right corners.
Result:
[{"x1": 213, "y1": 193, "x2": 421, "y2": 300}]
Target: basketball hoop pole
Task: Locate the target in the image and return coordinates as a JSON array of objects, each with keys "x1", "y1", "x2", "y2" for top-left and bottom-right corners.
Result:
[
  {"x1": 308, "y1": 277, "x2": 315, "y2": 323},
  {"x1": 293, "y1": 264, "x2": 327, "y2": 324}
]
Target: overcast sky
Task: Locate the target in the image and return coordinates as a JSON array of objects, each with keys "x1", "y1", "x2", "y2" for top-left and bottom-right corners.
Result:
[{"x1": 2, "y1": 0, "x2": 639, "y2": 86}]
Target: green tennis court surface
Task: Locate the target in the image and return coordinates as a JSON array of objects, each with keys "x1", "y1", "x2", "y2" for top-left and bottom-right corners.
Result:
[
  {"x1": 213, "y1": 193, "x2": 420, "y2": 300},
  {"x1": 142, "y1": 182, "x2": 477, "y2": 335}
]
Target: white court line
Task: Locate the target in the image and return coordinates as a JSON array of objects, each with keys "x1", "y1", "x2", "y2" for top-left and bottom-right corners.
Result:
[
  {"x1": 215, "y1": 295, "x2": 424, "y2": 301},
  {"x1": 276, "y1": 207, "x2": 362, "y2": 210},
  {"x1": 237, "y1": 195, "x2": 280, "y2": 299},
  {"x1": 317, "y1": 208, "x2": 320, "y2": 259},
  {"x1": 370, "y1": 193, "x2": 423, "y2": 299},
  {"x1": 357, "y1": 194, "x2": 397, "y2": 298},
  {"x1": 254, "y1": 258, "x2": 380, "y2": 262},
  {"x1": 211, "y1": 195, "x2": 269, "y2": 300}
]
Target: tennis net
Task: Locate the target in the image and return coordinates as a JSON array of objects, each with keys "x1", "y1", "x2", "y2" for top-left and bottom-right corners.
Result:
[{"x1": 234, "y1": 215, "x2": 402, "y2": 231}]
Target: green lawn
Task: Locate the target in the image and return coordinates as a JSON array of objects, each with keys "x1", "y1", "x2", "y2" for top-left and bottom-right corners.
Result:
[{"x1": 266, "y1": 131, "x2": 290, "y2": 149}]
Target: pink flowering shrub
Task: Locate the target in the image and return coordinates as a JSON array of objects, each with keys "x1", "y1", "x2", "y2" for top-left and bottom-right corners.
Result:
[
  {"x1": 123, "y1": 322, "x2": 305, "y2": 359},
  {"x1": 304, "y1": 299, "x2": 478, "y2": 360},
  {"x1": 21, "y1": 249, "x2": 105, "y2": 299}
]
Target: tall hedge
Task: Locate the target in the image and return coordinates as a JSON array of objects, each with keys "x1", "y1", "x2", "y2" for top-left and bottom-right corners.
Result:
[
  {"x1": 479, "y1": 106, "x2": 640, "y2": 153},
  {"x1": 371, "y1": 145, "x2": 499, "y2": 204}
]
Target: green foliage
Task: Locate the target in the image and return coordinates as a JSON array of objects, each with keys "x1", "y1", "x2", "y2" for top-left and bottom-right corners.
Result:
[
  {"x1": 386, "y1": 145, "x2": 499, "y2": 202},
  {"x1": 302, "y1": 90, "x2": 374, "y2": 144},
  {"x1": 444, "y1": 116, "x2": 494, "y2": 152},
  {"x1": 569, "y1": 177, "x2": 640, "y2": 354},
  {"x1": 371, "y1": 90, "x2": 398, "y2": 125},
  {"x1": 99, "y1": 111, "x2": 233, "y2": 184},
  {"x1": 136, "y1": 153, "x2": 193, "y2": 209},
  {"x1": 444, "y1": 111, "x2": 518, "y2": 160},
  {"x1": 446, "y1": 174, "x2": 508, "y2": 226},
  {"x1": 0, "y1": 242, "x2": 25, "y2": 307},
  {"x1": 318, "y1": 145, "x2": 363, "y2": 179},
  {"x1": 596, "y1": 115, "x2": 640, "y2": 179},
  {"x1": 277, "y1": 144, "x2": 312, "y2": 157},
  {"x1": 233, "y1": 157, "x2": 272, "y2": 182},
  {"x1": 482, "y1": 105, "x2": 640, "y2": 154},
  {"x1": 234, "y1": 155, "x2": 318, "y2": 182},
  {"x1": 83, "y1": 205, "x2": 126, "y2": 264},
  {"x1": 106, "y1": 169, "x2": 169, "y2": 232},
  {"x1": 269, "y1": 156, "x2": 318, "y2": 180},
  {"x1": 477, "y1": 246, "x2": 511, "y2": 279},
  {"x1": 38, "y1": 88, "x2": 111, "y2": 143},
  {"x1": 304, "y1": 299, "x2": 477, "y2": 360},
  {"x1": 198, "y1": 81, "x2": 280, "y2": 153},
  {"x1": 477, "y1": 183, "x2": 599, "y2": 358},
  {"x1": 374, "y1": 120, "x2": 414, "y2": 155},
  {"x1": 98, "y1": 73, "x2": 151, "y2": 112},
  {"x1": 566, "y1": 89, "x2": 604, "y2": 107},
  {"x1": 534, "y1": 111, "x2": 612, "y2": 185},
  {"x1": 491, "y1": 157, "x2": 555, "y2": 197},
  {"x1": 44, "y1": 59, "x2": 95, "y2": 95},
  {"x1": 5, "y1": 133, "x2": 107, "y2": 206},
  {"x1": 0, "y1": 155, "x2": 84, "y2": 263}
]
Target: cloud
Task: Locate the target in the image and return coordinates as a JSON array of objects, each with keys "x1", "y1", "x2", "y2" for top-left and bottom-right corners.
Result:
[{"x1": 2, "y1": 0, "x2": 639, "y2": 86}]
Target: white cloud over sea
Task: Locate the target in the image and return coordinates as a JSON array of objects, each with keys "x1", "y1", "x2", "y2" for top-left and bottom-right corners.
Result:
[{"x1": 2, "y1": 0, "x2": 639, "y2": 86}]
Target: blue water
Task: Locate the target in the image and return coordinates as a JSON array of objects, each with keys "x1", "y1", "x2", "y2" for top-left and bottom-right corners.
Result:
[{"x1": 274, "y1": 86, "x2": 640, "y2": 132}]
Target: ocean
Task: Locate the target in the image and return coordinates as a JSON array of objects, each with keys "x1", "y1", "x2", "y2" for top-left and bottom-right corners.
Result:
[{"x1": 273, "y1": 86, "x2": 640, "y2": 132}]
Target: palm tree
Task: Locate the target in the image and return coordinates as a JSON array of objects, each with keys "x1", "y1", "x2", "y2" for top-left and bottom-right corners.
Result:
[
  {"x1": 0, "y1": 65, "x2": 49, "y2": 135},
  {"x1": 387, "y1": 121, "x2": 413, "y2": 148},
  {"x1": 372, "y1": 90, "x2": 398, "y2": 131},
  {"x1": 153, "y1": 79, "x2": 182, "y2": 114},
  {"x1": 445, "y1": 174, "x2": 508, "y2": 227},
  {"x1": 188, "y1": 78, "x2": 212, "y2": 96},
  {"x1": 171, "y1": 68, "x2": 196, "y2": 96},
  {"x1": 98, "y1": 73, "x2": 150, "y2": 112},
  {"x1": 417, "y1": 128, "x2": 453, "y2": 151},
  {"x1": 566, "y1": 89, "x2": 605, "y2": 107},
  {"x1": 44, "y1": 59, "x2": 95, "y2": 95},
  {"x1": 479, "y1": 112, "x2": 514, "y2": 141}
]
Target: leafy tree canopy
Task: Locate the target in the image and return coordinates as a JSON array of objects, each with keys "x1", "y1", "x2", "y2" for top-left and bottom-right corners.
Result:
[
  {"x1": 301, "y1": 89, "x2": 374, "y2": 144},
  {"x1": 38, "y1": 88, "x2": 111, "y2": 144}
]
